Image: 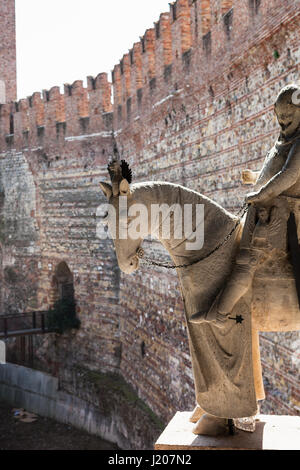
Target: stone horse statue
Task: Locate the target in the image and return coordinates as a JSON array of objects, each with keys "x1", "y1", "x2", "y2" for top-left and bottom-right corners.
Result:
[{"x1": 99, "y1": 145, "x2": 300, "y2": 436}]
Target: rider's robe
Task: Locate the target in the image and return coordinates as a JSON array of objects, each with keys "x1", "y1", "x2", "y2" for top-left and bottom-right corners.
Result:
[
  {"x1": 179, "y1": 134, "x2": 300, "y2": 418},
  {"x1": 250, "y1": 134, "x2": 300, "y2": 333}
]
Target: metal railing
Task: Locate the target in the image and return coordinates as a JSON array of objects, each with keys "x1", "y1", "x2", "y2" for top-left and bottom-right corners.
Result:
[{"x1": 0, "y1": 311, "x2": 51, "y2": 339}]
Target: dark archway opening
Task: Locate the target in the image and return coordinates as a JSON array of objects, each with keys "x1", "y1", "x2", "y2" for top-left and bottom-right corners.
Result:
[
  {"x1": 51, "y1": 261, "x2": 74, "y2": 303},
  {"x1": 47, "y1": 262, "x2": 80, "y2": 334}
]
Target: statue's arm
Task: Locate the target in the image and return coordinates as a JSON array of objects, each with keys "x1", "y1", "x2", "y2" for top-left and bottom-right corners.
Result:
[
  {"x1": 246, "y1": 150, "x2": 277, "y2": 190},
  {"x1": 247, "y1": 141, "x2": 300, "y2": 203}
]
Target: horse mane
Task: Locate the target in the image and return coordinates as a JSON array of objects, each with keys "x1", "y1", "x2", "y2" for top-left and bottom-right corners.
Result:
[{"x1": 130, "y1": 181, "x2": 236, "y2": 222}]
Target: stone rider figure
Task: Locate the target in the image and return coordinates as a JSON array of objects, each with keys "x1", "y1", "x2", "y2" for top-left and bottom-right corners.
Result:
[{"x1": 191, "y1": 84, "x2": 300, "y2": 326}]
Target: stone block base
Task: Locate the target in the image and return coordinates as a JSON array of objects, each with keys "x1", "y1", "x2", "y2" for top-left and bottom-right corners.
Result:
[{"x1": 155, "y1": 411, "x2": 300, "y2": 450}]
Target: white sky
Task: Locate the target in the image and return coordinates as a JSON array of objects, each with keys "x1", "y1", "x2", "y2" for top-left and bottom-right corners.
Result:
[{"x1": 15, "y1": 0, "x2": 172, "y2": 99}]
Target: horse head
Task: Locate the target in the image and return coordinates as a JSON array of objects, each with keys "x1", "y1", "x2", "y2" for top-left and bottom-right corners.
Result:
[{"x1": 99, "y1": 160, "x2": 144, "y2": 274}]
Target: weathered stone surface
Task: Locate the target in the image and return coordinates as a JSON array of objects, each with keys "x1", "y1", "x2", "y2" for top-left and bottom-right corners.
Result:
[{"x1": 155, "y1": 411, "x2": 300, "y2": 450}]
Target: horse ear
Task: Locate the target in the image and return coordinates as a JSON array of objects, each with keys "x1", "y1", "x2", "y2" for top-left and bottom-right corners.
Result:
[
  {"x1": 119, "y1": 178, "x2": 130, "y2": 196},
  {"x1": 99, "y1": 182, "x2": 113, "y2": 199}
]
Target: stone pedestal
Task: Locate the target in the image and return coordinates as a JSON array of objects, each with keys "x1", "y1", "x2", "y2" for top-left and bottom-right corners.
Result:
[{"x1": 155, "y1": 412, "x2": 300, "y2": 450}]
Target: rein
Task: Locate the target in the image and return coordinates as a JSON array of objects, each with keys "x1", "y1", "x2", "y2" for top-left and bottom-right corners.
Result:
[{"x1": 136, "y1": 202, "x2": 249, "y2": 270}]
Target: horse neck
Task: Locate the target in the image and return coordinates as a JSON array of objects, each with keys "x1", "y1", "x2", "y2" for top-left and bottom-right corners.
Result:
[
  {"x1": 131, "y1": 182, "x2": 172, "y2": 238},
  {"x1": 132, "y1": 182, "x2": 237, "y2": 262}
]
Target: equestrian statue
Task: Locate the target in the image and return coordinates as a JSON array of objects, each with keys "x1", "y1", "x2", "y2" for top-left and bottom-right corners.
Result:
[{"x1": 99, "y1": 85, "x2": 300, "y2": 437}]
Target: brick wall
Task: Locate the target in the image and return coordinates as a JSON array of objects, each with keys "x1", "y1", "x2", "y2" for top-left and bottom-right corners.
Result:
[
  {"x1": 0, "y1": 72, "x2": 120, "y2": 377},
  {"x1": 0, "y1": 0, "x2": 16, "y2": 103}
]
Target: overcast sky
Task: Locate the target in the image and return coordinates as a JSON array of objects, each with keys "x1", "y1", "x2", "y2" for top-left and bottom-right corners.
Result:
[{"x1": 15, "y1": 0, "x2": 172, "y2": 99}]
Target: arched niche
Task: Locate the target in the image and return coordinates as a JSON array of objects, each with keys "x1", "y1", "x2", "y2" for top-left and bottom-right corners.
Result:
[{"x1": 51, "y1": 261, "x2": 74, "y2": 304}]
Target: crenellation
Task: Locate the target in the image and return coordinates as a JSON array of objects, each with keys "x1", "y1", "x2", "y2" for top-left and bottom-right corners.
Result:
[
  {"x1": 161, "y1": 13, "x2": 172, "y2": 66},
  {"x1": 110, "y1": 0, "x2": 300, "y2": 132},
  {"x1": 189, "y1": 0, "x2": 198, "y2": 46},
  {"x1": 94, "y1": 73, "x2": 112, "y2": 112},
  {"x1": 177, "y1": 0, "x2": 193, "y2": 53},
  {"x1": 122, "y1": 53, "x2": 132, "y2": 101},
  {"x1": 70, "y1": 81, "x2": 89, "y2": 119},
  {"x1": 145, "y1": 28, "x2": 156, "y2": 80},
  {"x1": 221, "y1": 0, "x2": 233, "y2": 16},
  {"x1": 0, "y1": 74, "x2": 114, "y2": 148},
  {"x1": 133, "y1": 42, "x2": 143, "y2": 90},
  {"x1": 112, "y1": 64, "x2": 122, "y2": 104},
  {"x1": 153, "y1": 13, "x2": 173, "y2": 107},
  {"x1": 0, "y1": 0, "x2": 298, "y2": 148},
  {"x1": 112, "y1": 64, "x2": 123, "y2": 129},
  {"x1": 200, "y1": 0, "x2": 211, "y2": 36},
  {"x1": 18, "y1": 98, "x2": 30, "y2": 134},
  {"x1": 86, "y1": 73, "x2": 112, "y2": 133},
  {"x1": 32, "y1": 92, "x2": 45, "y2": 127},
  {"x1": 134, "y1": 28, "x2": 158, "y2": 114}
]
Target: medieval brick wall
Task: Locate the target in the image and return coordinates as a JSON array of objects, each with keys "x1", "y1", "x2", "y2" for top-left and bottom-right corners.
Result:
[
  {"x1": 0, "y1": 75, "x2": 123, "y2": 378},
  {"x1": 0, "y1": 0, "x2": 299, "y2": 429},
  {"x1": 0, "y1": 0, "x2": 16, "y2": 103}
]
